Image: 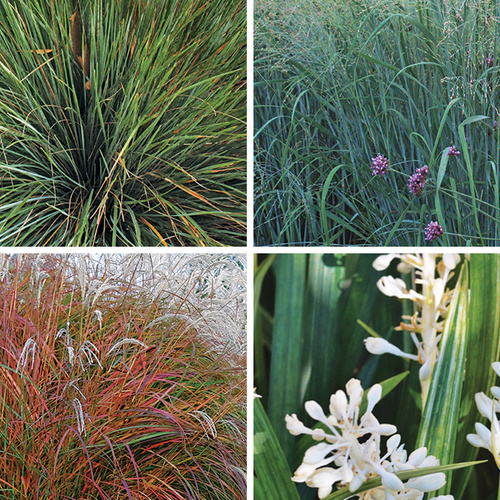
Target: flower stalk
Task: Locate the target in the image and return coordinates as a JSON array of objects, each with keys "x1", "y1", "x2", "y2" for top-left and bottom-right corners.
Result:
[{"x1": 365, "y1": 254, "x2": 460, "y2": 409}]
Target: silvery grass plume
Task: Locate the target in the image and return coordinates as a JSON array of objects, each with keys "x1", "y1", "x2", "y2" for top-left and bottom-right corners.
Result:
[
  {"x1": 56, "y1": 324, "x2": 75, "y2": 366},
  {"x1": 16, "y1": 336, "x2": 38, "y2": 373},
  {"x1": 8, "y1": 252, "x2": 246, "y2": 364},
  {"x1": 364, "y1": 254, "x2": 461, "y2": 409},
  {"x1": 105, "y1": 338, "x2": 148, "y2": 357},
  {"x1": 115, "y1": 253, "x2": 247, "y2": 359},
  {"x1": 467, "y1": 362, "x2": 500, "y2": 468},
  {"x1": 76, "y1": 341, "x2": 103, "y2": 371},
  {"x1": 285, "y1": 378, "x2": 453, "y2": 500},
  {"x1": 72, "y1": 397, "x2": 86, "y2": 435},
  {"x1": 189, "y1": 410, "x2": 217, "y2": 439}
]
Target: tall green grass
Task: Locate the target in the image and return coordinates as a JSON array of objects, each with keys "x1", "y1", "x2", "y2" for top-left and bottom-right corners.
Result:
[
  {"x1": 255, "y1": 0, "x2": 500, "y2": 246},
  {"x1": 0, "y1": 0, "x2": 246, "y2": 246},
  {"x1": 0, "y1": 254, "x2": 246, "y2": 499}
]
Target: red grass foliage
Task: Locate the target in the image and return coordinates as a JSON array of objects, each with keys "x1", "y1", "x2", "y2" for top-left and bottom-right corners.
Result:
[{"x1": 0, "y1": 255, "x2": 246, "y2": 499}]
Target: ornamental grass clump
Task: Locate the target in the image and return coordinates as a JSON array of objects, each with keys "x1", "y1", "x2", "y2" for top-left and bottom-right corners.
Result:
[
  {"x1": 0, "y1": 0, "x2": 246, "y2": 247},
  {"x1": 0, "y1": 254, "x2": 246, "y2": 499}
]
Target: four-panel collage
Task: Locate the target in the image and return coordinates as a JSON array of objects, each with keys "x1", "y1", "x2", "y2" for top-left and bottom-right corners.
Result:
[{"x1": 1, "y1": 1, "x2": 500, "y2": 500}]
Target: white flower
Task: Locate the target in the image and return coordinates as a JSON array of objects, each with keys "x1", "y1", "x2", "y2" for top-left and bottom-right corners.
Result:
[
  {"x1": 376, "y1": 276, "x2": 422, "y2": 301},
  {"x1": 405, "y1": 472, "x2": 446, "y2": 492},
  {"x1": 285, "y1": 378, "x2": 452, "y2": 499},
  {"x1": 367, "y1": 254, "x2": 460, "y2": 408},
  {"x1": 364, "y1": 338, "x2": 418, "y2": 361},
  {"x1": 305, "y1": 467, "x2": 343, "y2": 499},
  {"x1": 372, "y1": 254, "x2": 400, "y2": 271},
  {"x1": 467, "y1": 362, "x2": 500, "y2": 468}
]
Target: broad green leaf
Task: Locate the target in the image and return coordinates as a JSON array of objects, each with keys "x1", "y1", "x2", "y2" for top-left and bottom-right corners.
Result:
[
  {"x1": 267, "y1": 254, "x2": 307, "y2": 464},
  {"x1": 254, "y1": 254, "x2": 277, "y2": 402},
  {"x1": 416, "y1": 260, "x2": 469, "y2": 495},
  {"x1": 454, "y1": 254, "x2": 500, "y2": 499},
  {"x1": 254, "y1": 398, "x2": 301, "y2": 500},
  {"x1": 301, "y1": 254, "x2": 344, "y2": 405},
  {"x1": 341, "y1": 254, "x2": 403, "y2": 389}
]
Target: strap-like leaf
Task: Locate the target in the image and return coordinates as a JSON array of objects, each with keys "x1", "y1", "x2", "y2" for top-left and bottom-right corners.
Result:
[
  {"x1": 416, "y1": 260, "x2": 469, "y2": 495},
  {"x1": 324, "y1": 460, "x2": 485, "y2": 500},
  {"x1": 254, "y1": 398, "x2": 301, "y2": 500}
]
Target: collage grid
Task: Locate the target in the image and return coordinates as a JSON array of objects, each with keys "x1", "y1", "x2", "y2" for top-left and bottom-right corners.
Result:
[{"x1": 1, "y1": 0, "x2": 500, "y2": 499}]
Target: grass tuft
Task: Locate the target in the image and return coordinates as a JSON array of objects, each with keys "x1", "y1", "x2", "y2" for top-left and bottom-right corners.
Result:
[{"x1": 0, "y1": 0, "x2": 246, "y2": 246}]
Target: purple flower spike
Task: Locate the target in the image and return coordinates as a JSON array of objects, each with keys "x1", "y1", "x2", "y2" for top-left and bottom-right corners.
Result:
[
  {"x1": 425, "y1": 221, "x2": 444, "y2": 242},
  {"x1": 408, "y1": 165, "x2": 430, "y2": 197},
  {"x1": 447, "y1": 145, "x2": 461, "y2": 156},
  {"x1": 371, "y1": 153, "x2": 389, "y2": 177},
  {"x1": 486, "y1": 57, "x2": 494, "y2": 68}
]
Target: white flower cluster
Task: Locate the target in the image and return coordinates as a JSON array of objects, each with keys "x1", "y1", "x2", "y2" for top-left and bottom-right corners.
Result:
[
  {"x1": 467, "y1": 362, "x2": 500, "y2": 468},
  {"x1": 285, "y1": 378, "x2": 453, "y2": 500},
  {"x1": 364, "y1": 254, "x2": 460, "y2": 407}
]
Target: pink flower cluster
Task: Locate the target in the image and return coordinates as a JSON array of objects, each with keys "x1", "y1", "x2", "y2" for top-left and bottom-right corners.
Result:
[
  {"x1": 424, "y1": 221, "x2": 443, "y2": 242},
  {"x1": 447, "y1": 145, "x2": 460, "y2": 156},
  {"x1": 408, "y1": 165, "x2": 429, "y2": 197},
  {"x1": 371, "y1": 153, "x2": 389, "y2": 177}
]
